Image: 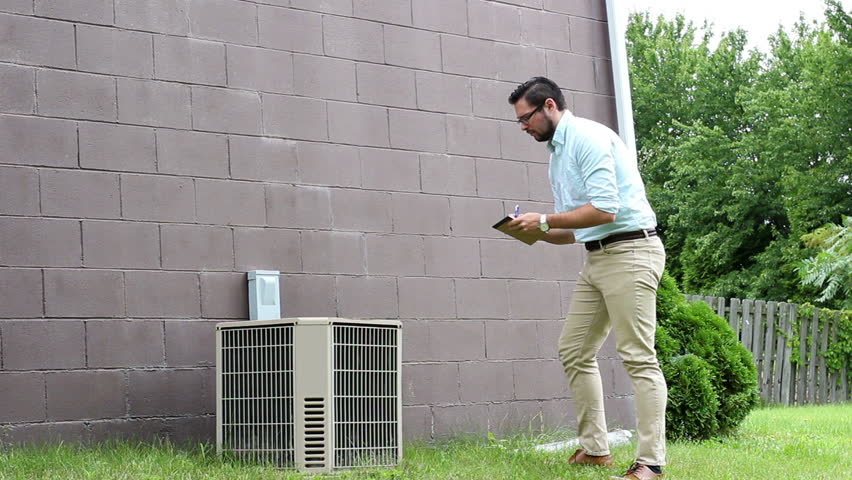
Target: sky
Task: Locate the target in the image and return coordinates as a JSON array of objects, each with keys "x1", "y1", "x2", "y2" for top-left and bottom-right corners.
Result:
[{"x1": 619, "y1": 0, "x2": 831, "y2": 52}]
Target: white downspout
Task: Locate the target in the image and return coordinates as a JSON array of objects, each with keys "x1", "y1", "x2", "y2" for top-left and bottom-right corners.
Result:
[{"x1": 605, "y1": 0, "x2": 637, "y2": 155}]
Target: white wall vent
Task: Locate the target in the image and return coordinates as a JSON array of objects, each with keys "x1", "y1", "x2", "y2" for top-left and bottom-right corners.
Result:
[{"x1": 215, "y1": 317, "x2": 402, "y2": 473}]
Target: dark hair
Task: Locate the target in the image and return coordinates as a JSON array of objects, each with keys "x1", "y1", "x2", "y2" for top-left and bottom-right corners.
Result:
[{"x1": 508, "y1": 76, "x2": 566, "y2": 110}]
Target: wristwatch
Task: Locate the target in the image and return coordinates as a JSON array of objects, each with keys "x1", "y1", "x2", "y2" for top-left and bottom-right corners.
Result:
[{"x1": 539, "y1": 214, "x2": 550, "y2": 232}]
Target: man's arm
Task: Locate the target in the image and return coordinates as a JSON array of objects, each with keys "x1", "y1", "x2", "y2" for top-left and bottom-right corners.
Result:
[
  {"x1": 540, "y1": 229, "x2": 576, "y2": 245},
  {"x1": 506, "y1": 203, "x2": 615, "y2": 233}
]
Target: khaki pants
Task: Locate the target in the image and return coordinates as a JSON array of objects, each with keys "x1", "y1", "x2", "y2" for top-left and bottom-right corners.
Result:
[{"x1": 558, "y1": 235, "x2": 667, "y2": 466}]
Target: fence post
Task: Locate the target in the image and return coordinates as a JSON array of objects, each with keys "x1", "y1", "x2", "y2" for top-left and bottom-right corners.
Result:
[
  {"x1": 797, "y1": 308, "x2": 809, "y2": 405},
  {"x1": 716, "y1": 296, "x2": 726, "y2": 318},
  {"x1": 729, "y1": 298, "x2": 741, "y2": 337},
  {"x1": 780, "y1": 303, "x2": 795, "y2": 406},
  {"x1": 761, "y1": 301, "x2": 777, "y2": 404},
  {"x1": 773, "y1": 303, "x2": 789, "y2": 403},
  {"x1": 830, "y1": 313, "x2": 839, "y2": 403},
  {"x1": 741, "y1": 299, "x2": 754, "y2": 351},
  {"x1": 819, "y1": 313, "x2": 830, "y2": 404},
  {"x1": 752, "y1": 300, "x2": 765, "y2": 386},
  {"x1": 808, "y1": 310, "x2": 819, "y2": 404}
]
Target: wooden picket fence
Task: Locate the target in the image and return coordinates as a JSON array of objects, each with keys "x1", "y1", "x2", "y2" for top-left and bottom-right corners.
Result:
[{"x1": 685, "y1": 295, "x2": 849, "y2": 405}]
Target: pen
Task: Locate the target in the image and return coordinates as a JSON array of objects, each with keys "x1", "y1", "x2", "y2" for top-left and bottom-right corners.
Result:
[{"x1": 514, "y1": 204, "x2": 520, "y2": 217}]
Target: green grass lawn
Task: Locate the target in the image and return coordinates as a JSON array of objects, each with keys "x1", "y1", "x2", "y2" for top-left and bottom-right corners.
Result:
[{"x1": 1, "y1": 404, "x2": 849, "y2": 480}]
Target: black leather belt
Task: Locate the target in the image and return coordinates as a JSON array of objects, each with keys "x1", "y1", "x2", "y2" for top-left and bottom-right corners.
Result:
[{"x1": 585, "y1": 229, "x2": 657, "y2": 251}]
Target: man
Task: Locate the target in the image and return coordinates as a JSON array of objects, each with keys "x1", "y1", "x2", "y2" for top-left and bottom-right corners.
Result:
[{"x1": 505, "y1": 77, "x2": 667, "y2": 480}]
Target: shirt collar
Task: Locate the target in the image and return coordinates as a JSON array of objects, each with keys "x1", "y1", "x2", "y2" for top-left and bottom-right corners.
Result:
[{"x1": 547, "y1": 110, "x2": 574, "y2": 153}]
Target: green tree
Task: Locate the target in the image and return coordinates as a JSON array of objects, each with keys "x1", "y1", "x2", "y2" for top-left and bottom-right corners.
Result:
[{"x1": 798, "y1": 216, "x2": 852, "y2": 309}]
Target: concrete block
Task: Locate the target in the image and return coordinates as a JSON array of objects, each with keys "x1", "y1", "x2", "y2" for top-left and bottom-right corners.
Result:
[
  {"x1": 537, "y1": 319, "x2": 564, "y2": 359},
  {"x1": 165, "y1": 320, "x2": 218, "y2": 366},
  {"x1": 598, "y1": 333, "x2": 618, "y2": 360},
  {"x1": 508, "y1": 280, "x2": 562, "y2": 319},
  {"x1": 44, "y1": 270, "x2": 125, "y2": 317},
  {"x1": 77, "y1": 25, "x2": 153, "y2": 78},
  {"x1": 547, "y1": 51, "x2": 596, "y2": 93},
  {"x1": 192, "y1": 86, "x2": 261, "y2": 135},
  {"x1": 420, "y1": 154, "x2": 476, "y2": 196},
  {"x1": 280, "y1": 274, "x2": 337, "y2": 317},
  {"x1": 196, "y1": 179, "x2": 266, "y2": 226},
  {"x1": 529, "y1": 163, "x2": 552, "y2": 201},
  {"x1": 330, "y1": 189, "x2": 392, "y2": 232},
  {"x1": 423, "y1": 237, "x2": 480, "y2": 277},
  {"x1": 514, "y1": 359, "x2": 570, "y2": 400},
  {"x1": 298, "y1": 142, "x2": 360, "y2": 187},
  {"x1": 471, "y1": 79, "x2": 516, "y2": 121},
  {"x1": 46, "y1": 370, "x2": 126, "y2": 420},
  {"x1": 328, "y1": 102, "x2": 389, "y2": 147},
  {"x1": 161, "y1": 225, "x2": 234, "y2": 271},
  {"x1": 540, "y1": 398, "x2": 577, "y2": 431},
  {"x1": 117, "y1": 78, "x2": 191, "y2": 129},
  {"x1": 476, "y1": 158, "x2": 529, "y2": 200},
  {"x1": 262, "y1": 94, "x2": 328, "y2": 141},
  {"x1": 356, "y1": 63, "x2": 416, "y2": 108},
  {"x1": 2, "y1": 320, "x2": 84, "y2": 369},
  {"x1": 494, "y1": 43, "x2": 547, "y2": 83},
  {"x1": 365, "y1": 234, "x2": 424, "y2": 276},
  {"x1": 496, "y1": 0, "x2": 541, "y2": 7},
  {"x1": 570, "y1": 17, "x2": 610, "y2": 59},
  {"x1": 0, "y1": 421, "x2": 89, "y2": 445},
  {"x1": 0, "y1": 1, "x2": 32, "y2": 14},
  {"x1": 401, "y1": 319, "x2": 429, "y2": 361},
  {"x1": 560, "y1": 280, "x2": 576, "y2": 319},
  {"x1": 87, "y1": 320, "x2": 165, "y2": 367},
  {"x1": 595, "y1": 58, "x2": 615, "y2": 95},
  {"x1": 488, "y1": 401, "x2": 543, "y2": 437},
  {"x1": 37, "y1": 69, "x2": 116, "y2": 121},
  {"x1": 428, "y1": 320, "x2": 485, "y2": 360},
  {"x1": 115, "y1": 0, "x2": 189, "y2": 35},
  {"x1": 290, "y1": 0, "x2": 352, "y2": 15},
  {"x1": 0, "y1": 63, "x2": 34, "y2": 113},
  {"x1": 0, "y1": 13, "x2": 75, "y2": 68},
  {"x1": 446, "y1": 115, "x2": 501, "y2": 158},
  {"x1": 460, "y1": 361, "x2": 514, "y2": 402},
  {"x1": 399, "y1": 277, "x2": 455, "y2": 319},
  {"x1": 82, "y1": 220, "x2": 160, "y2": 269},
  {"x1": 0, "y1": 166, "x2": 39, "y2": 215},
  {"x1": 156, "y1": 129, "x2": 229, "y2": 178},
  {"x1": 40, "y1": 169, "x2": 121, "y2": 219},
  {"x1": 354, "y1": 0, "x2": 411, "y2": 25},
  {"x1": 532, "y1": 243, "x2": 583, "y2": 281},
  {"x1": 432, "y1": 404, "x2": 488, "y2": 439},
  {"x1": 480, "y1": 238, "x2": 535, "y2": 279},
  {"x1": 189, "y1": 0, "x2": 257, "y2": 44},
  {"x1": 412, "y1": 0, "x2": 468, "y2": 34},
  {"x1": 120, "y1": 174, "x2": 195, "y2": 222},
  {"x1": 416, "y1": 71, "x2": 471, "y2": 115},
  {"x1": 0, "y1": 114, "x2": 76, "y2": 167},
  {"x1": 163, "y1": 415, "x2": 216, "y2": 444},
  {"x1": 154, "y1": 35, "x2": 226, "y2": 86},
  {"x1": 361, "y1": 148, "x2": 420, "y2": 192},
  {"x1": 449, "y1": 196, "x2": 504, "y2": 239},
  {"x1": 301, "y1": 231, "x2": 364, "y2": 275},
  {"x1": 258, "y1": 5, "x2": 322, "y2": 54},
  {"x1": 89, "y1": 418, "x2": 168, "y2": 443},
  {"x1": 125, "y1": 271, "x2": 201, "y2": 318},
  {"x1": 455, "y1": 278, "x2": 508, "y2": 319},
  {"x1": 388, "y1": 108, "x2": 448, "y2": 153},
  {"x1": 335, "y1": 276, "x2": 398, "y2": 319},
  {"x1": 0, "y1": 269, "x2": 43, "y2": 318},
  {"x1": 402, "y1": 405, "x2": 432, "y2": 441},
  {"x1": 0, "y1": 373, "x2": 45, "y2": 422},
  {"x1": 603, "y1": 396, "x2": 636, "y2": 430},
  {"x1": 266, "y1": 184, "x2": 332, "y2": 229},
  {"x1": 520, "y1": 10, "x2": 570, "y2": 52},
  {"x1": 485, "y1": 320, "x2": 540, "y2": 360},
  {"x1": 200, "y1": 272, "x2": 248, "y2": 319},
  {"x1": 384, "y1": 25, "x2": 441, "y2": 71},
  {"x1": 468, "y1": 0, "x2": 521, "y2": 43},
  {"x1": 226, "y1": 45, "x2": 293, "y2": 94},
  {"x1": 573, "y1": 93, "x2": 617, "y2": 131},
  {"x1": 234, "y1": 227, "x2": 301, "y2": 272},
  {"x1": 441, "y1": 34, "x2": 497, "y2": 78},
  {"x1": 544, "y1": 0, "x2": 606, "y2": 20},
  {"x1": 607, "y1": 358, "x2": 634, "y2": 396},
  {"x1": 402, "y1": 363, "x2": 458, "y2": 405},
  {"x1": 323, "y1": 15, "x2": 384, "y2": 62},
  {"x1": 230, "y1": 135, "x2": 298, "y2": 183},
  {"x1": 128, "y1": 369, "x2": 207, "y2": 416},
  {"x1": 294, "y1": 54, "x2": 357, "y2": 101},
  {"x1": 391, "y1": 193, "x2": 450, "y2": 235},
  {"x1": 79, "y1": 123, "x2": 156, "y2": 173},
  {"x1": 499, "y1": 120, "x2": 551, "y2": 163},
  {"x1": 0, "y1": 218, "x2": 81, "y2": 267}
]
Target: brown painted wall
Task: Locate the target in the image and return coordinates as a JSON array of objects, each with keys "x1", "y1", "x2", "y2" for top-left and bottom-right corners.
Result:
[{"x1": 0, "y1": 0, "x2": 632, "y2": 445}]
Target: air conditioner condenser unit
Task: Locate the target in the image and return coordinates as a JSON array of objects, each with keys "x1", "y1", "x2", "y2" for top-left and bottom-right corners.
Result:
[{"x1": 215, "y1": 317, "x2": 402, "y2": 473}]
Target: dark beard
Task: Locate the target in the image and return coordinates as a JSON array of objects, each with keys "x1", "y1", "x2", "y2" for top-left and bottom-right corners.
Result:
[{"x1": 533, "y1": 117, "x2": 556, "y2": 142}]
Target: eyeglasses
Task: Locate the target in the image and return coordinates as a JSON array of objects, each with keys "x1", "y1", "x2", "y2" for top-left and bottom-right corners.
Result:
[{"x1": 516, "y1": 103, "x2": 544, "y2": 125}]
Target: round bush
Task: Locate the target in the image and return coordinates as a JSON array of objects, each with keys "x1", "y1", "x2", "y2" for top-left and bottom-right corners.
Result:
[{"x1": 655, "y1": 273, "x2": 760, "y2": 440}]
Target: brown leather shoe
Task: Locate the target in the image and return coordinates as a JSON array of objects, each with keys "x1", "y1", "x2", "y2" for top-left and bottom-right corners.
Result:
[
  {"x1": 566, "y1": 448, "x2": 615, "y2": 467},
  {"x1": 610, "y1": 463, "x2": 664, "y2": 480}
]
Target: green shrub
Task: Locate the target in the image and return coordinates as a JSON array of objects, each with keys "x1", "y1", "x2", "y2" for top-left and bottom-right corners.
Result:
[{"x1": 656, "y1": 273, "x2": 760, "y2": 440}]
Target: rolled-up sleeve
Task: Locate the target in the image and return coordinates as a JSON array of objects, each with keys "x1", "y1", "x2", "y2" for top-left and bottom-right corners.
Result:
[{"x1": 577, "y1": 137, "x2": 620, "y2": 214}]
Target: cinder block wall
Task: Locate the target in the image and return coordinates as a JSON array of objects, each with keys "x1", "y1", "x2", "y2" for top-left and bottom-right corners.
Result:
[{"x1": 0, "y1": 0, "x2": 631, "y2": 445}]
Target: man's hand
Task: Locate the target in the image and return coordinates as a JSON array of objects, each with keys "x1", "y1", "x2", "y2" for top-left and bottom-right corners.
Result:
[{"x1": 506, "y1": 212, "x2": 543, "y2": 233}]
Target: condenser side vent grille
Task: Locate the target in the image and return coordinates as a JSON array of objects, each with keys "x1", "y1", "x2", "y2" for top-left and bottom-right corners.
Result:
[{"x1": 303, "y1": 398, "x2": 326, "y2": 468}]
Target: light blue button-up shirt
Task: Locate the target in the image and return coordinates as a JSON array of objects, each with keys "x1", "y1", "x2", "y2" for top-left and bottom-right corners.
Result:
[{"x1": 547, "y1": 111, "x2": 657, "y2": 243}]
